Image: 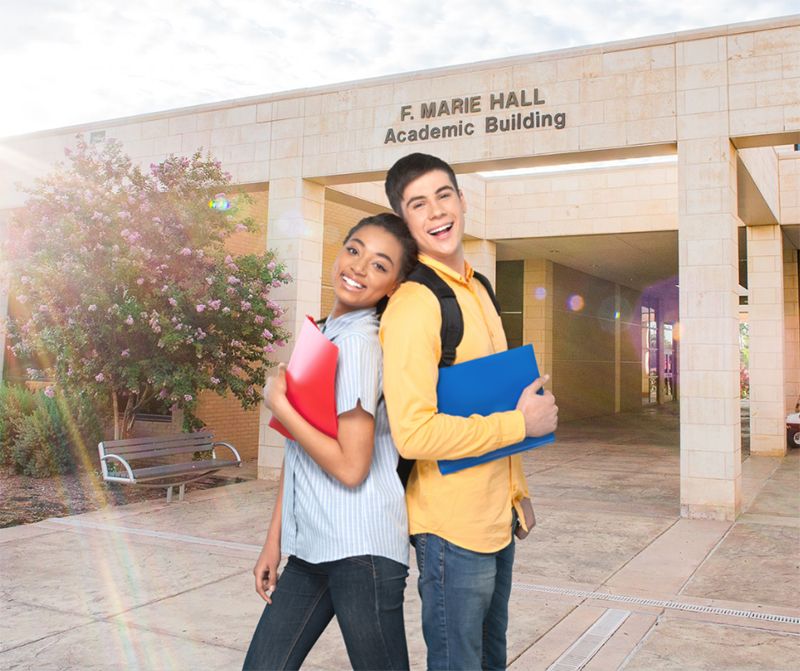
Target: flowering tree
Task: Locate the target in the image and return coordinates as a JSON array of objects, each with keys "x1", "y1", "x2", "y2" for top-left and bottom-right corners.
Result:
[{"x1": 1, "y1": 136, "x2": 292, "y2": 440}]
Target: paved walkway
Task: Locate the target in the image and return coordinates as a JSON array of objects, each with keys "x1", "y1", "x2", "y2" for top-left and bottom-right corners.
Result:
[{"x1": 1, "y1": 405, "x2": 798, "y2": 670}]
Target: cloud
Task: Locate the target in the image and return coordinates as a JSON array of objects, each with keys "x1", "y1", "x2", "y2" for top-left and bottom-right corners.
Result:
[{"x1": 2, "y1": 0, "x2": 798, "y2": 138}]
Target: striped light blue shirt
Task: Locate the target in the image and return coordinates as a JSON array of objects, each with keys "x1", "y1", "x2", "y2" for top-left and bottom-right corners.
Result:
[{"x1": 281, "y1": 307, "x2": 409, "y2": 566}]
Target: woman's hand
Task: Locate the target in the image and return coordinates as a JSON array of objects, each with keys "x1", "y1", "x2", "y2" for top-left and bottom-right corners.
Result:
[
  {"x1": 253, "y1": 538, "x2": 282, "y2": 604},
  {"x1": 263, "y1": 363, "x2": 288, "y2": 414}
]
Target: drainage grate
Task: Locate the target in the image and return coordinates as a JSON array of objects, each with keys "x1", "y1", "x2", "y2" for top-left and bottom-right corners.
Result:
[
  {"x1": 509, "y1": 582, "x2": 800, "y2": 625},
  {"x1": 548, "y1": 609, "x2": 630, "y2": 671}
]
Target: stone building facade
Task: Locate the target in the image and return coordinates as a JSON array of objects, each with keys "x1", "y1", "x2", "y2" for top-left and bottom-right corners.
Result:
[{"x1": 1, "y1": 16, "x2": 798, "y2": 521}]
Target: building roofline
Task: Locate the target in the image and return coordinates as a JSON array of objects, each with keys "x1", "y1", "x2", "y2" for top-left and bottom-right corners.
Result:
[{"x1": 3, "y1": 13, "x2": 799, "y2": 143}]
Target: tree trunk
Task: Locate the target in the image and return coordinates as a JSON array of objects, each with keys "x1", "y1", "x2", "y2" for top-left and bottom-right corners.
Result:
[
  {"x1": 112, "y1": 391, "x2": 120, "y2": 441},
  {"x1": 121, "y1": 394, "x2": 136, "y2": 440}
]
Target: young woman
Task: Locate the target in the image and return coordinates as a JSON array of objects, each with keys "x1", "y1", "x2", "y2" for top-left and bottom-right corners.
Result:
[{"x1": 242, "y1": 213, "x2": 418, "y2": 671}]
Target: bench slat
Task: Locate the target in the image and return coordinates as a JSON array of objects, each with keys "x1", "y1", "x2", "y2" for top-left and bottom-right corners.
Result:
[
  {"x1": 109, "y1": 445, "x2": 216, "y2": 461},
  {"x1": 132, "y1": 459, "x2": 240, "y2": 481},
  {"x1": 100, "y1": 431, "x2": 214, "y2": 450},
  {"x1": 102, "y1": 436, "x2": 214, "y2": 456}
]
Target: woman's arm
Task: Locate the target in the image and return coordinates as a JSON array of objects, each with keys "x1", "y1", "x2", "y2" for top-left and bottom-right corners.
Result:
[
  {"x1": 253, "y1": 460, "x2": 285, "y2": 603},
  {"x1": 264, "y1": 364, "x2": 375, "y2": 488}
]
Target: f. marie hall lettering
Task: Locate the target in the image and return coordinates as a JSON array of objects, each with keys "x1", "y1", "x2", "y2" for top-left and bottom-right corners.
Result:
[{"x1": 384, "y1": 88, "x2": 567, "y2": 145}]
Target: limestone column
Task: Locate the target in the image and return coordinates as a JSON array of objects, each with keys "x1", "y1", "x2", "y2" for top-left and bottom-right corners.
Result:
[
  {"x1": 785, "y1": 247, "x2": 800, "y2": 414},
  {"x1": 747, "y1": 225, "x2": 787, "y2": 456},
  {"x1": 678, "y1": 137, "x2": 741, "y2": 521},
  {"x1": 464, "y1": 239, "x2": 497, "y2": 286},
  {"x1": 258, "y1": 177, "x2": 325, "y2": 477},
  {"x1": 523, "y1": 259, "x2": 554, "y2": 380}
]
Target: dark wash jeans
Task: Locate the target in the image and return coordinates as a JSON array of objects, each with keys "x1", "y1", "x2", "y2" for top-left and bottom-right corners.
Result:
[
  {"x1": 242, "y1": 554, "x2": 409, "y2": 671},
  {"x1": 413, "y1": 533, "x2": 515, "y2": 671}
]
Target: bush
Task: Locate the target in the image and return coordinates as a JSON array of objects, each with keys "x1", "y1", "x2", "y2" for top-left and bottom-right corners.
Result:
[{"x1": 0, "y1": 384, "x2": 105, "y2": 477}]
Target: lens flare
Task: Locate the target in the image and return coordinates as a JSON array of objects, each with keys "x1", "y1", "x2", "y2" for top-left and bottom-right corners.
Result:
[
  {"x1": 567, "y1": 294, "x2": 584, "y2": 311},
  {"x1": 534, "y1": 287, "x2": 547, "y2": 300},
  {"x1": 209, "y1": 196, "x2": 232, "y2": 211}
]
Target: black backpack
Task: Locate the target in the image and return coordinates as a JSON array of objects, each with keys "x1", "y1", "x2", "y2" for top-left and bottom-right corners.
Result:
[{"x1": 396, "y1": 263, "x2": 501, "y2": 487}]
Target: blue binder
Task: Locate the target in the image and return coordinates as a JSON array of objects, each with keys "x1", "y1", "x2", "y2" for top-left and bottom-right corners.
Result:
[{"x1": 437, "y1": 344, "x2": 555, "y2": 475}]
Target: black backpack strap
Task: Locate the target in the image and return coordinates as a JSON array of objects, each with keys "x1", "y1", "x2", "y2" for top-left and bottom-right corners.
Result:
[
  {"x1": 397, "y1": 263, "x2": 466, "y2": 489},
  {"x1": 473, "y1": 271, "x2": 501, "y2": 316},
  {"x1": 406, "y1": 263, "x2": 464, "y2": 369}
]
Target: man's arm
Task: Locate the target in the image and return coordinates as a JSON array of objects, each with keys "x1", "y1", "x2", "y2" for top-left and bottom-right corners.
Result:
[{"x1": 381, "y1": 284, "x2": 530, "y2": 461}]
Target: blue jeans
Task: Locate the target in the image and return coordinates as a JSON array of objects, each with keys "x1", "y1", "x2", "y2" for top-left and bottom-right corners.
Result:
[
  {"x1": 413, "y1": 533, "x2": 515, "y2": 671},
  {"x1": 242, "y1": 554, "x2": 409, "y2": 670}
]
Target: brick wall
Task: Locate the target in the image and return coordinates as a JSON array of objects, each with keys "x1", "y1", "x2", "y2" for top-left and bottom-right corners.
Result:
[{"x1": 194, "y1": 187, "x2": 269, "y2": 460}]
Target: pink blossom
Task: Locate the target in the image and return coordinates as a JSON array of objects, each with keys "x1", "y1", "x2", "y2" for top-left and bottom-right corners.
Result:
[
  {"x1": 254, "y1": 315, "x2": 265, "y2": 323},
  {"x1": 227, "y1": 276, "x2": 240, "y2": 285},
  {"x1": 180, "y1": 248, "x2": 192, "y2": 256},
  {"x1": 210, "y1": 376, "x2": 220, "y2": 384},
  {"x1": 168, "y1": 297, "x2": 178, "y2": 307},
  {"x1": 235, "y1": 223, "x2": 247, "y2": 232},
  {"x1": 271, "y1": 280, "x2": 283, "y2": 288},
  {"x1": 159, "y1": 389, "x2": 168, "y2": 399},
  {"x1": 226, "y1": 287, "x2": 236, "y2": 295},
  {"x1": 121, "y1": 349, "x2": 130, "y2": 357},
  {"x1": 263, "y1": 344, "x2": 274, "y2": 353},
  {"x1": 17, "y1": 295, "x2": 27, "y2": 303},
  {"x1": 87, "y1": 304, "x2": 97, "y2": 312},
  {"x1": 241, "y1": 301, "x2": 251, "y2": 311},
  {"x1": 136, "y1": 278, "x2": 144, "y2": 285},
  {"x1": 222, "y1": 307, "x2": 231, "y2": 313},
  {"x1": 261, "y1": 329, "x2": 273, "y2": 339},
  {"x1": 280, "y1": 272, "x2": 292, "y2": 281},
  {"x1": 225, "y1": 255, "x2": 233, "y2": 264},
  {"x1": 205, "y1": 277, "x2": 213, "y2": 285},
  {"x1": 44, "y1": 386, "x2": 55, "y2": 398},
  {"x1": 183, "y1": 394, "x2": 193, "y2": 402},
  {"x1": 196, "y1": 304, "x2": 206, "y2": 312},
  {"x1": 246, "y1": 386, "x2": 255, "y2": 396},
  {"x1": 267, "y1": 262, "x2": 276, "y2": 271},
  {"x1": 95, "y1": 373, "x2": 105, "y2": 382},
  {"x1": 209, "y1": 300, "x2": 221, "y2": 310},
  {"x1": 275, "y1": 340, "x2": 286, "y2": 347},
  {"x1": 38, "y1": 305, "x2": 48, "y2": 312},
  {"x1": 120, "y1": 228, "x2": 130, "y2": 237},
  {"x1": 272, "y1": 318, "x2": 283, "y2": 326},
  {"x1": 125, "y1": 315, "x2": 134, "y2": 325}
]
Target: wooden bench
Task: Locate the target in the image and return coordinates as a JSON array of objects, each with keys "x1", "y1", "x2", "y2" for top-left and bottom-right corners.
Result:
[{"x1": 97, "y1": 431, "x2": 242, "y2": 502}]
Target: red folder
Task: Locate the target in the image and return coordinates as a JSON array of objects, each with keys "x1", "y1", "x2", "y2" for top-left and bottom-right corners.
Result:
[{"x1": 268, "y1": 316, "x2": 339, "y2": 440}]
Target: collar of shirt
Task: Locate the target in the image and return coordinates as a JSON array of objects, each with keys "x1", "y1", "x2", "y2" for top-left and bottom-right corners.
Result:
[
  {"x1": 418, "y1": 254, "x2": 475, "y2": 286},
  {"x1": 321, "y1": 307, "x2": 378, "y2": 341}
]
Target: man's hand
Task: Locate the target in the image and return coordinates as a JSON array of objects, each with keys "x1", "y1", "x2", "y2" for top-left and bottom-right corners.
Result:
[
  {"x1": 514, "y1": 497, "x2": 536, "y2": 540},
  {"x1": 516, "y1": 375, "x2": 558, "y2": 437},
  {"x1": 253, "y1": 539, "x2": 281, "y2": 604}
]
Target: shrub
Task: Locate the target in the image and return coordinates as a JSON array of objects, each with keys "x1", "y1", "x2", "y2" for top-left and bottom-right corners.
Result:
[
  {"x1": 0, "y1": 384, "x2": 37, "y2": 468},
  {"x1": 0, "y1": 384, "x2": 105, "y2": 477}
]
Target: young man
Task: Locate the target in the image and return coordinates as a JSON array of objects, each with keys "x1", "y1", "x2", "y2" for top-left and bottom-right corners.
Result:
[{"x1": 380, "y1": 153, "x2": 559, "y2": 671}]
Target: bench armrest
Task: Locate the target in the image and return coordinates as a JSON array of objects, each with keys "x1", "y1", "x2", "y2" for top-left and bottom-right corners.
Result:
[
  {"x1": 100, "y1": 454, "x2": 136, "y2": 482},
  {"x1": 212, "y1": 441, "x2": 242, "y2": 463}
]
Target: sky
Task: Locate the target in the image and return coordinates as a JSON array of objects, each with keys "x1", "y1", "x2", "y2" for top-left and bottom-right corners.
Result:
[{"x1": 2, "y1": 0, "x2": 798, "y2": 139}]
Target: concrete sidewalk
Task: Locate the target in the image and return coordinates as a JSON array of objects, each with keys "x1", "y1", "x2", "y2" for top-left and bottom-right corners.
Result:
[{"x1": 1, "y1": 406, "x2": 798, "y2": 670}]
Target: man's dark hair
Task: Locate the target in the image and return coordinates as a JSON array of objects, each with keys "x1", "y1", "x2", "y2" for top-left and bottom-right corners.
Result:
[{"x1": 384, "y1": 153, "x2": 460, "y2": 216}]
